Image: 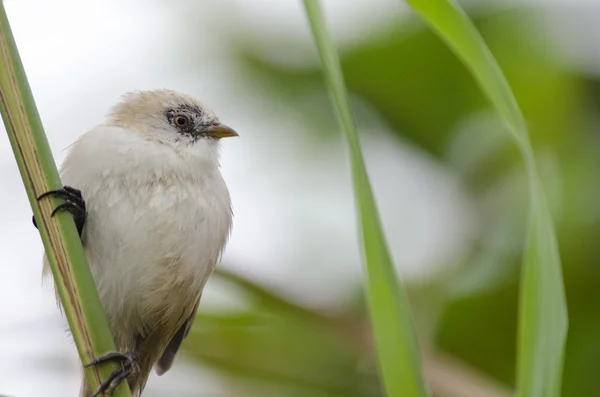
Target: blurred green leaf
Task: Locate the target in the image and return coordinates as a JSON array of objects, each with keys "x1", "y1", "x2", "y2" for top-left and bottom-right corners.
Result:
[
  {"x1": 238, "y1": 18, "x2": 485, "y2": 156},
  {"x1": 236, "y1": 9, "x2": 581, "y2": 195},
  {"x1": 214, "y1": 268, "x2": 326, "y2": 324},
  {"x1": 187, "y1": 312, "x2": 376, "y2": 397},
  {"x1": 404, "y1": 1, "x2": 568, "y2": 396},
  {"x1": 438, "y1": 283, "x2": 519, "y2": 385}
]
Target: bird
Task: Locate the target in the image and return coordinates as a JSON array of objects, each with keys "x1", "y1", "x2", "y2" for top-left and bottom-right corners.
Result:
[{"x1": 33, "y1": 89, "x2": 238, "y2": 396}]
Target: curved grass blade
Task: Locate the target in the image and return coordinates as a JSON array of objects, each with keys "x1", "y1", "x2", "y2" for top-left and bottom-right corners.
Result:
[
  {"x1": 214, "y1": 267, "x2": 326, "y2": 323},
  {"x1": 403, "y1": 1, "x2": 568, "y2": 396},
  {"x1": 0, "y1": 4, "x2": 131, "y2": 396},
  {"x1": 301, "y1": 1, "x2": 429, "y2": 396}
]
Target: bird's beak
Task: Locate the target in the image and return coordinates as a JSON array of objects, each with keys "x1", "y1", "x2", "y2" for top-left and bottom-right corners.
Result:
[{"x1": 205, "y1": 123, "x2": 239, "y2": 139}]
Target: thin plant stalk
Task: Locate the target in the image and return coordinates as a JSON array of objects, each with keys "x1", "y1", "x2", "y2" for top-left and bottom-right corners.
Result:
[
  {"x1": 0, "y1": 4, "x2": 131, "y2": 396},
  {"x1": 301, "y1": 1, "x2": 430, "y2": 396}
]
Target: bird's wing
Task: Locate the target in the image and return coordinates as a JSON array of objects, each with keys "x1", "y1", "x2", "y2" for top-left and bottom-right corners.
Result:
[{"x1": 155, "y1": 296, "x2": 201, "y2": 376}]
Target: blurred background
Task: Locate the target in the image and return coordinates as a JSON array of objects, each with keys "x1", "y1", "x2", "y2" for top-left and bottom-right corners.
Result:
[{"x1": 1, "y1": 0, "x2": 599, "y2": 396}]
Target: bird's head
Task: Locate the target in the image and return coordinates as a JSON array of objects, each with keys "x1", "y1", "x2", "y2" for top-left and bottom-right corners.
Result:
[{"x1": 106, "y1": 89, "x2": 238, "y2": 147}]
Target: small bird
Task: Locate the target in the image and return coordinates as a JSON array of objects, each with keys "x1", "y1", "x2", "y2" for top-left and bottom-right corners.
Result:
[{"x1": 34, "y1": 89, "x2": 237, "y2": 396}]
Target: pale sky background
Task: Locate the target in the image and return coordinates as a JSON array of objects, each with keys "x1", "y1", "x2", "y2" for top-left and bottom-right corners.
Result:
[{"x1": 0, "y1": 0, "x2": 597, "y2": 396}]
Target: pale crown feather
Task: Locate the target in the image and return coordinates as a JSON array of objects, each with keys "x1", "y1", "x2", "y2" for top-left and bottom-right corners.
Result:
[{"x1": 107, "y1": 89, "x2": 218, "y2": 130}]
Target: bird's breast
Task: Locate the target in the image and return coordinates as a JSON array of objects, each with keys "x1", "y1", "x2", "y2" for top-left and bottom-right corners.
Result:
[
  {"x1": 68, "y1": 169, "x2": 231, "y2": 338},
  {"x1": 53, "y1": 125, "x2": 232, "y2": 345}
]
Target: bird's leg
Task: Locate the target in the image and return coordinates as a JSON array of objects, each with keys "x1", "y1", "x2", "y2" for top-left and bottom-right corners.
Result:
[
  {"x1": 33, "y1": 185, "x2": 86, "y2": 236},
  {"x1": 85, "y1": 350, "x2": 140, "y2": 397},
  {"x1": 85, "y1": 336, "x2": 143, "y2": 396}
]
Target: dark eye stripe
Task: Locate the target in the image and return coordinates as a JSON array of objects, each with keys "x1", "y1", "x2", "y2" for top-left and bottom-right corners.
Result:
[
  {"x1": 165, "y1": 108, "x2": 197, "y2": 135},
  {"x1": 164, "y1": 102, "x2": 209, "y2": 140}
]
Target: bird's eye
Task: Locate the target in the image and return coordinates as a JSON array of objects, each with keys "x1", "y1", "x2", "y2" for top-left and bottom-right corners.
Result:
[{"x1": 174, "y1": 115, "x2": 190, "y2": 127}]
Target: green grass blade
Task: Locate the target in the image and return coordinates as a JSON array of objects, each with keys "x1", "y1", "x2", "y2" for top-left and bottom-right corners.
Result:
[
  {"x1": 404, "y1": 1, "x2": 568, "y2": 396},
  {"x1": 0, "y1": 4, "x2": 131, "y2": 396},
  {"x1": 214, "y1": 267, "x2": 327, "y2": 323},
  {"x1": 301, "y1": 1, "x2": 429, "y2": 396}
]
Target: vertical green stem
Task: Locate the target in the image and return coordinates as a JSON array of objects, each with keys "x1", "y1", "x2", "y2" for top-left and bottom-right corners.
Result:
[{"x1": 0, "y1": 4, "x2": 131, "y2": 396}]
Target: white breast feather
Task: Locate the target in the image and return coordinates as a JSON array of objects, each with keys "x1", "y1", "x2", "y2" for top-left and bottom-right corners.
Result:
[{"x1": 49, "y1": 125, "x2": 232, "y2": 341}]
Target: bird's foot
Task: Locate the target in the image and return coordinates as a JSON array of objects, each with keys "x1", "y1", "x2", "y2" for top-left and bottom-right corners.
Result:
[
  {"x1": 84, "y1": 351, "x2": 140, "y2": 397},
  {"x1": 33, "y1": 185, "x2": 86, "y2": 236}
]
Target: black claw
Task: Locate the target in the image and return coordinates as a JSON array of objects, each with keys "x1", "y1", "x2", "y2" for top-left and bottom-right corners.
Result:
[
  {"x1": 85, "y1": 351, "x2": 139, "y2": 397},
  {"x1": 34, "y1": 185, "x2": 86, "y2": 236},
  {"x1": 84, "y1": 352, "x2": 136, "y2": 367}
]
